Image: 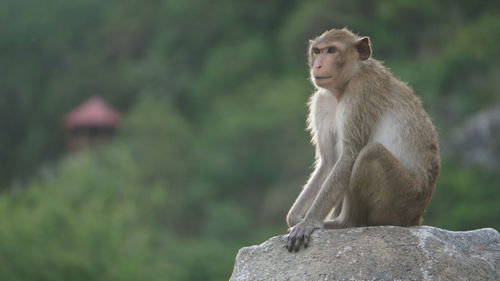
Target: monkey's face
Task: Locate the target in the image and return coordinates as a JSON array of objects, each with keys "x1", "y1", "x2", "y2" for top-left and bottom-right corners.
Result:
[
  {"x1": 309, "y1": 42, "x2": 345, "y2": 89},
  {"x1": 308, "y1": 29, "x2": 372, "y2": 91}
]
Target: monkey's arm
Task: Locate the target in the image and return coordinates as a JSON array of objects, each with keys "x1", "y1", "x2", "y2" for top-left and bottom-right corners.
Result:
[
  {"x1": 286, "y1": 153, "x2": 357, "y2": 252},
  {"x1": 301, "y1": 103, "x2": 376, "y2": 223},
  {"x1": 304, "y1": 153, "x2": 356, "y2": 222},
  {"x1": 286, "y1": 160, "x2": 332, "y2": 227},
  {"x1": 287, "y1": 106, "x2": 371, "y2": 252}
]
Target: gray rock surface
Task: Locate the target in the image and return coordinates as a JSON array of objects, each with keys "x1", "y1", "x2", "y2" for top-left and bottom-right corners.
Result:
[
  {"x1": 229, "y1": 226, "x2": 500, "y2": 281},
  {"x1": 451, "y1": 105, "x2": 500, "y2": 169}
]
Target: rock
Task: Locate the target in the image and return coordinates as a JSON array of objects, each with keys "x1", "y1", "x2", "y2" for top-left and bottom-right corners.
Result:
[
  {"x1": 229, "y1": 226, "x2": 500, "y2": 281},
  {"x1": 451, "y1": 106, "x2": 500, "y2": 169}
]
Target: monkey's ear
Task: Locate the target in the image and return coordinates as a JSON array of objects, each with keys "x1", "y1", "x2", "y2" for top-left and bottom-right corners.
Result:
[{"x1": 355, "y1": 37, "x2": 371, "y2": 61}]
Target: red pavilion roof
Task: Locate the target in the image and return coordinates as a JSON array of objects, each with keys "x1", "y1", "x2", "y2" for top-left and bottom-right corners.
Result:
[{"x1": 65, "y1": 96, "x2": 121, "y2": 129}]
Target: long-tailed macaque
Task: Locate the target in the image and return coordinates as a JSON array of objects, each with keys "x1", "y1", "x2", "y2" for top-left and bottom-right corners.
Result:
[{"x1": 286, "y1": 28, "x2": 440, "y2": 252}]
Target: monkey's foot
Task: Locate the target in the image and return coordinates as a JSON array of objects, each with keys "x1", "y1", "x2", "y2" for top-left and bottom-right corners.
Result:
[
  {"x1": 323, "y1": 220, "x2": 343, "y2": 229},
  {"x1": 286, "y1": 221, "x2": 321, "y2": 252}
]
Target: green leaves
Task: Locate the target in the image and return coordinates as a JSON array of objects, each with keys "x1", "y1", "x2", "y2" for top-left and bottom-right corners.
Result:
[{"x1": 0, "y1": 1, "x2": 499, "y2": 280}]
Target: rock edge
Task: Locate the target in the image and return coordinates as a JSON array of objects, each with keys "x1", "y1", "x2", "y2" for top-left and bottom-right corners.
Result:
[{"x1": 229, "y1": 226, "x2": 500, "y2": 281}]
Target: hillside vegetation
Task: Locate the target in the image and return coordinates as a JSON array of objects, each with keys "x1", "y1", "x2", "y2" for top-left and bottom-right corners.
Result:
[{"x1": 0, "y1": 0, "x2": 499, "y2": 280}]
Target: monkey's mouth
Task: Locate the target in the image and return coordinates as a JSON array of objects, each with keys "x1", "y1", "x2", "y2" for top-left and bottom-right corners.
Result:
[{"x1": 314, "y1": 76, "x2": 332, "y2": 80}]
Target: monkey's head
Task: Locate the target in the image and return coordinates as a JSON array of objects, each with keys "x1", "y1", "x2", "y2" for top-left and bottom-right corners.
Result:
[{"x1": 308, "y1": 28, "x2": 371, "y2": 91}]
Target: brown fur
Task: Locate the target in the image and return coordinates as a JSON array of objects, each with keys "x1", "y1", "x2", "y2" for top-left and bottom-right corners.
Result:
[{"x1": 286, "y1": 28, "x2": 440, "y2": 252}]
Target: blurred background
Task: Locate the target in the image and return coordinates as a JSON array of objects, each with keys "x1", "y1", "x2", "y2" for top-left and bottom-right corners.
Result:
[{"x1": 0, "y1": 0, "x2": 499, "y2": 280}]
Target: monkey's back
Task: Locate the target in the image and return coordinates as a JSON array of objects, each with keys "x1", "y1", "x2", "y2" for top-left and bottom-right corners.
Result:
[{"x1": 372, "y1": 73, "x2": 440, "y2": 190}]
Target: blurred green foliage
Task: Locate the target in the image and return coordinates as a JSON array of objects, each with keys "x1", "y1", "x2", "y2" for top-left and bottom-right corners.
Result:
[{"x1": 0, "y1": 0, "x2": 499, "y2": 280}]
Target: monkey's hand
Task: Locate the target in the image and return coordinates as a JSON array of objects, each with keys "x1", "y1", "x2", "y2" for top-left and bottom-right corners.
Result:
[{"x1": 286, "y1": 220, "x2": 321, "y2": 252}]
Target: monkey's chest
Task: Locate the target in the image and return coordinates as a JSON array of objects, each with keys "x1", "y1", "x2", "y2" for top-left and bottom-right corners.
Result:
[{"x1": 314, "y1": 100, "x2": 344, "y2": 160}]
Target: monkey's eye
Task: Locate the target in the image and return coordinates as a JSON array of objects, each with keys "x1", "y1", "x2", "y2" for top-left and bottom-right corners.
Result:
[
  {"x1": 327, "y1": 47, "x2": 337, "y2": 54},
  {"x1": 312, "y1": 48, "x2": 320, "y2": 54}
]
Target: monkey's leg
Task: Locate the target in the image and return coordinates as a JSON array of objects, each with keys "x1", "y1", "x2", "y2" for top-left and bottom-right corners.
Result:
[
  {"x1": 327, "y1": 142, "x2": 424, "y2": 228},
  {"x1": 323, "y1": 198, "x2": 343, "y2": 228}
]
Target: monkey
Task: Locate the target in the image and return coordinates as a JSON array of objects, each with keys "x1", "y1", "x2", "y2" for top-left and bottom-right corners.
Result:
[{"x1": 285, "y1": 28, "x2": 440, "y2": 252}]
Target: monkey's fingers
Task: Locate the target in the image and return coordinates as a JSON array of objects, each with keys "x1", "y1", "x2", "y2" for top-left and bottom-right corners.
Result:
[
  {"x1": 287, "y1": 237, "x2": 296, "y2": 252},
  {"x1": 303, "y1": 226, "x2": 317, "y2": 248},
  {"x1": 286, "y1": 231, "x2": 296, "y2": 252},
  {"x1": 293, "y1": 228, "x2": 305, "y2": 252},
  {"x1": 303, "y1": 232, "x2": 311, "y2": 248}
]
